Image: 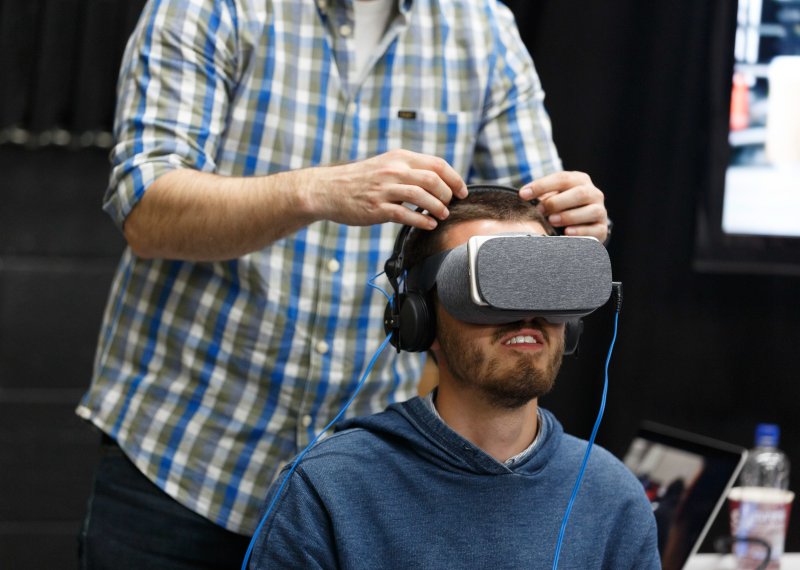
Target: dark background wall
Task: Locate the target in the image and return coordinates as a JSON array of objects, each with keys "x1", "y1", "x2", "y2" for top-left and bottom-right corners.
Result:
[
  {"x1": 0, "y1": 1, "x2": 142, "y2": 566},
  {"x1": 1, "y1": 0, "x2": 798, "y2": 567}
]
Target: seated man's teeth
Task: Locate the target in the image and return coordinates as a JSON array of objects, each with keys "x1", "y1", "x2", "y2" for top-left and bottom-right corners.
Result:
[{"x1": 505, "y1": 335, "x2": 537, "y2": 345}]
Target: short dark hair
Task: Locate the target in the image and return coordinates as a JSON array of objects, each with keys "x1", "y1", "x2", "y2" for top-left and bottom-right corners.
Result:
[{"x1": 403, "y1": 190, "x2": 556, "y2": 271}]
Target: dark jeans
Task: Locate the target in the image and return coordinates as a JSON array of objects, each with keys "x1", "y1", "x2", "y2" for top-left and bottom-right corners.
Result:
[{"x1": 78, "y1": 437, "x2": 252, "y2": 570}]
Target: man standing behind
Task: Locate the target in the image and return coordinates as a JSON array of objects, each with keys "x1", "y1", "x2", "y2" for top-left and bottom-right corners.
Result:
[
  {"x1": 77, "y1": 0, "x2": 611, "y2": 566},
  {"x1": 249, "y1": 189, "x2": 658, "y2": 569}
]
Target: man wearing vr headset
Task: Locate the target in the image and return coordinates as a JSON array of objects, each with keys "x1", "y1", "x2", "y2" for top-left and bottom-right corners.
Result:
[
  {"x1": 76, "y1": 0, "x2": 612, "y2": 566},
  {"x1": 248, "y1": 189, "x2": 658, "y2": 569}
]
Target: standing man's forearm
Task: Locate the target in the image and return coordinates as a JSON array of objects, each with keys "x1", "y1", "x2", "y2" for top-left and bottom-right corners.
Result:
[
  {"x1": 123, "y1": 149, "x2": 468, "y2": 261},
  {"x1": 123, "y1": 168, "x2": 318, "y2": 261}
]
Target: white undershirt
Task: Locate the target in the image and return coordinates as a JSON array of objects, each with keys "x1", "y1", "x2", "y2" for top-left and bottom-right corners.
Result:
[{"x1": 353, "y1": 0, "x2": 395, "y2": 76}]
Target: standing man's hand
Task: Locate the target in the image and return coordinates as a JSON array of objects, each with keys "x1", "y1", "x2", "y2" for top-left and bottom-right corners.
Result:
[
  {"x1": 519, "y1": 171, "x2": 609, "y2": 243},
  {"x1": 309, "y1": 149, "x2": 469, "y2": 230}
]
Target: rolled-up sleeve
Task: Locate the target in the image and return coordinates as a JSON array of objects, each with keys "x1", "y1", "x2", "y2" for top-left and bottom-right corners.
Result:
[{"x1": 103, "y1": 0, "x2": 240, "y2": 229}]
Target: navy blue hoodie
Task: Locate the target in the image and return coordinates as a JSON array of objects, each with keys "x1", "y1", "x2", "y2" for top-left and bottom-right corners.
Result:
[{"x1": 250, "y1": 398, "x2": 660, "y2": 569}]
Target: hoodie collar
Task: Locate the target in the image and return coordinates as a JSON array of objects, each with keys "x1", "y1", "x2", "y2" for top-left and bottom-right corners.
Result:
[{"x1": 338, "y1": 397, "x2": 563, "y2": 476}]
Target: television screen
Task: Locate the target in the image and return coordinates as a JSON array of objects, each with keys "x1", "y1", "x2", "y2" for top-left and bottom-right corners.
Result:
[
  {"x1": 725, "y1": 0, "x2": 800, "y2": 238},
  {"x1": 695, "y1": 0, "x2": 800, "y2": 275}
]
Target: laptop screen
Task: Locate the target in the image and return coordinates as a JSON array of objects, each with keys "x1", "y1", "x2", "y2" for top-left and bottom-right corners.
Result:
[{"x1": 622, "y1": 421, "x2": 747, "y2": 570}]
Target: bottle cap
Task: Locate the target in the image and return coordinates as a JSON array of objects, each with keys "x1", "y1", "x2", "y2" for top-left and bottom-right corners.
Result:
[{"x1": 754, "y1": 423, "x2": 780, "y2": 447}]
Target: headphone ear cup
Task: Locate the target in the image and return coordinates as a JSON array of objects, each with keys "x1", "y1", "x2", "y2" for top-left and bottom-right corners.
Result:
[
  {"x1": 396, "y1": 292, "x2": 436, "y2": 352},
  {"x1": 564, "y1": 318, "x2": 584, "y2": 356}
]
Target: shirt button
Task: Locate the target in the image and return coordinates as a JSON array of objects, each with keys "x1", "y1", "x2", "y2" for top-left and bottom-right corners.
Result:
[
  {"x1": 316, "y1": 340, "x2": 329, "y2": 354},
  {"x1": 339, "y1": 24, "x2": 352, "y2": 37},
  {"x1": 327, "y1": 258, "x2": 341, "y2": 273},
  {"x1": 301, "y1": 414, "x2": 313, "y2": 427}
]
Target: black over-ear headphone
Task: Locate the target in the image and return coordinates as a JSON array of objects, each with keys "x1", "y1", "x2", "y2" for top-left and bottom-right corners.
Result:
[
  {"x1": 382, "y1": 184, "x2": 584, "y2": 355},
  {"x1": 383, "y1": 218, "x2": 437, "y2": 353}
]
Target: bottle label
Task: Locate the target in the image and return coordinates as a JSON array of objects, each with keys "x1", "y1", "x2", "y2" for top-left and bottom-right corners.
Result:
[{"x1": 728, "y1": 486, "x2": 794, "y2": 570}]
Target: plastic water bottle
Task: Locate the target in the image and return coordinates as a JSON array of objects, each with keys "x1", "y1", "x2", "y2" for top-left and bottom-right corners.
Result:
[{"x1": 739, "y1": 423, "x2": 790, "y2": 490}]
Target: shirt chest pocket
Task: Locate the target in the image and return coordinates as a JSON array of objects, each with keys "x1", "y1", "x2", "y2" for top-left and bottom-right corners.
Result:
[{"x1": 386, "y1": 108, "x2": 480, "y2": 177}]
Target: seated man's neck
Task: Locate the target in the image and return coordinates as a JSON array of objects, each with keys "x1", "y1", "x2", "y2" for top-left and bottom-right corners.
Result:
[{"x1": 434, "y1": 382, "x2": 539, "y2": 464}]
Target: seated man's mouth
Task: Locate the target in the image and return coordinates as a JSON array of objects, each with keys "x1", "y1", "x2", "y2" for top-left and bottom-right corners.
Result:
[{"x1": 500, "y1": 329, "x2": 545, "y2": 347}]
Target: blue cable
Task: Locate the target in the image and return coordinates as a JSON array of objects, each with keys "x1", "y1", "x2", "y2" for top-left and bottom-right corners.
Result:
[
  {"x1": 240, "y1": 274, "x2": 394, "y2": 570},
  {"x1": 551, "y1": 310, "x2": 620, "y2": 570}
]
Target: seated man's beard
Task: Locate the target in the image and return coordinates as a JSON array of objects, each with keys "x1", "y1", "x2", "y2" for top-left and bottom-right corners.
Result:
[{"x1": 438, "y1": 326, "x2": 564, "y2": 410}]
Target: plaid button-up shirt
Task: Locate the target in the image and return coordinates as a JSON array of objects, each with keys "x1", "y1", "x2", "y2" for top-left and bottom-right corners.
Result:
[{"x1": 77, "y1": 0, "x2": 561, "y2": 533}]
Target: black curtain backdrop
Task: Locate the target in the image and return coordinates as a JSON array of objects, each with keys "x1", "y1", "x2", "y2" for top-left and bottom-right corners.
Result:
[
  {"x1": 0, "y1": 0, "x2": 146, "y2": 135},
  {"x1": 506, "y1": 0, "x2": 800, "y2": 551}
]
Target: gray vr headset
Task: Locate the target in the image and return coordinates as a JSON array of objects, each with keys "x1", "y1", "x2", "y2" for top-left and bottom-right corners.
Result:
[
  {"x1": 410, "y1": 233, "x2": 612, "y2": 324},
  {"x1": 383, "y1": 185, "x2": 613, "y2": 353}
]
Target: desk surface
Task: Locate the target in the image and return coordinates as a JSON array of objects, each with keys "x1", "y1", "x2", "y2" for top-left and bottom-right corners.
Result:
[{"x1": 686, "y1": 553, "x2": 800, "y2": 569}]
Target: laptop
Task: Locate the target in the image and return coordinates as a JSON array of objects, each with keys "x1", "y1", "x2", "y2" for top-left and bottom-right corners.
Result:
[{"x1": 622, "y1": 421, "x2": 748, "y2": 570}]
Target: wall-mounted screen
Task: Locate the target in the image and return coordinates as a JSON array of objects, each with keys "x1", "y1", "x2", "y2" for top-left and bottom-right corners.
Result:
[
  {"x1": 695, "y1": 0, "x2": 800, "y2": 275},
  {"x1": 725, "y1": 0, "x2": 800, "y2": 237}
]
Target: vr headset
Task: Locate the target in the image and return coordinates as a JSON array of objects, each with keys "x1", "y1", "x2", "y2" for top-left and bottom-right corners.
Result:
[{"x1": 383, "y1": 185, "x2": 613, "y2": 354}]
